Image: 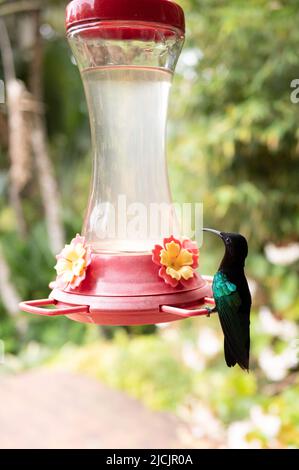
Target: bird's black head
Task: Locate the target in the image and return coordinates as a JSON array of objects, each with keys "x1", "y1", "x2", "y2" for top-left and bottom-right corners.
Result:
[{"x1": 203, "y1": 229, "x2": 249, "y2": 268}]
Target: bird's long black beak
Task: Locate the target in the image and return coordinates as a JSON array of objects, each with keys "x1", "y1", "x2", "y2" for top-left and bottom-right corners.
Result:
[{"x1": 203, "y1": 228, "x2": 222, "y2": 237}]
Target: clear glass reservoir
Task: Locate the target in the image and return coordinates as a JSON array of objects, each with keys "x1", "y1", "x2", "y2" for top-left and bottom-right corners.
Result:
[{"x1": 67, "y1": 1, "x2": 185, "y2": 253}]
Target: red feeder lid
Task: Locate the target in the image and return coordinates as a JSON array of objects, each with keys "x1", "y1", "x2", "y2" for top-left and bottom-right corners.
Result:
[{"x1": 66, "y1": 0, "x2": 185, "y2": 34}]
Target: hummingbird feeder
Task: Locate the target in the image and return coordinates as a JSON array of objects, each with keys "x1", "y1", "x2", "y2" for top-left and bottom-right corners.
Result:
[{"x1": 20, "y1": 0, "x2": 215, "y2": 325}]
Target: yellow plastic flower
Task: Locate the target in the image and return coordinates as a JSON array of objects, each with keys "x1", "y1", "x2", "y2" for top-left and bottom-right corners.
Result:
[
  {"x1": 54, "y1": 234, "x2": 91, "y2": 290},
  {"x1": 160, "y1": 240, "x2": 194, "y2": 282},
  {"x1": 152, "y1": 236, "x2": 199, "y2": 287}
]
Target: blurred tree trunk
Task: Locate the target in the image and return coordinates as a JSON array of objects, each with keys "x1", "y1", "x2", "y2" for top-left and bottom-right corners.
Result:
[
  {"x1": 0, "y1": 18, "x2": 28, "y2": 237},
  {"x1": 1, "y1": 5, "x2": 65, "y2": 254},
  {"x1": 0, "y1": 1, "x2": 43, "y2": 17},
  {"x1": 0, "y1": 4, "x2": 64, "y2": 331},
  {"x1": 29, "y1": 9, "x2": 65, "y2": 255},
  {"x1": 0, "y1": 246, "x2": 27, "y2": 335}
]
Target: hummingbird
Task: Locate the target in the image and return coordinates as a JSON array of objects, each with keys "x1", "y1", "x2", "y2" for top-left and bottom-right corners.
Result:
[{"x1": 203, "y1": 229, "x2": 251, "y2": 371}]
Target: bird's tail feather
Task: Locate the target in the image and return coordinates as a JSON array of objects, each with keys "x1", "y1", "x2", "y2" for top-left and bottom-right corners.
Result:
[
  {"x1": 218, "y1": 305, "x2": 250, "y2": 371},
  {"x1": 224, "y1": 339, "x2": 237, "y2": 368}
]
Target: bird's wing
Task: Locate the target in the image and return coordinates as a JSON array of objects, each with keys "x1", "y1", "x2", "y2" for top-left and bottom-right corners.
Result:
[{"x1": 213, "y1": 272, "x2": 249, "y2": 371}]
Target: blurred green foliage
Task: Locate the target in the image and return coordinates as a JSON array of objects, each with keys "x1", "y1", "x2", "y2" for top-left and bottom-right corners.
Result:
[{"x1": 0, "y1": 0, "x2": 298, "y2": 449}]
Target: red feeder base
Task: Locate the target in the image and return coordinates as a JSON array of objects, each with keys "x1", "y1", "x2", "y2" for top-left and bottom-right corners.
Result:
[{"x1": 20, "y1": 253, "x2": 214, "y2": 325}]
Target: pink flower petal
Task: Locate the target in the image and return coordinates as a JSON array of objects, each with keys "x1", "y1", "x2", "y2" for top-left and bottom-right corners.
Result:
[
  {"x1": 181, "y1": 274, "x2": 199, "y2": 289},
  {"x1": 152, "y1": 244, "x2": 163, "y2": 266},
  {"x1": 72, "y1": 233, "x2": 86, "y2": 246},
  {"x1": 163, "y1": 235, "x2": 181, "y2": 250},
  {"x1": 159, "y1": 266, "x2": 179, "y2": 287},
  {"x1": 182, "y1": 238, "x2": 199, "y2": 269},
  {"x1": 55, "y1": 275, "x2": 68, "y2": 290},
  {"x1": 191, "y1": 253, "x2": 199, "y2": 269},
  {"x1": 85, "y1": 246, "x2": 92, "y2": 267},
  {"x1": 182, "y1": 238, "x2": 198, "y2": 252},
  {"x1": 69, "y1": 272, "x2": 86, "y2": 290}
]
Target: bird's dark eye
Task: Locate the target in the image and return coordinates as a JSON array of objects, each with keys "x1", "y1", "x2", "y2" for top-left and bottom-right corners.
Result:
[{"x1": 225, "y1": 237, "x2": 231, "y2": 244}]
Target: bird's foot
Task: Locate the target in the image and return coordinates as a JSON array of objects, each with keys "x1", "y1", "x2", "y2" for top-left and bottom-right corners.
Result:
[{"x1": 205, "y1": 306, "x2": 217, "y2": 317}]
